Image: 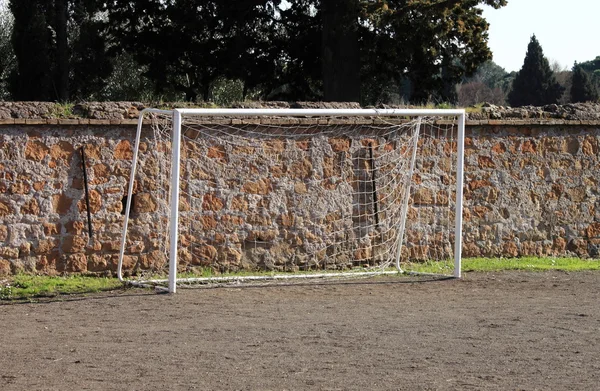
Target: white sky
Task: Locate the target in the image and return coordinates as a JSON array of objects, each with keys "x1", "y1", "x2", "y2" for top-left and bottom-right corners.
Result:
[{"x1": 481, "y1": 0, "x2": 600, "y2": 72}]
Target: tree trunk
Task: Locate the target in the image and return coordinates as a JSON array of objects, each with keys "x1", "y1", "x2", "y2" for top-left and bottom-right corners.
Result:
[
  {"x1": 55, "y1": 0, "x2": 69, "y2": 101},
  {"x1": 321, "y1": 0, "x2": 360, "y2": 102}
]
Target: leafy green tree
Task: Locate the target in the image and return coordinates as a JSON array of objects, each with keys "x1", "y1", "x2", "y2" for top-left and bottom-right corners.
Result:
[
  {"x1": 106, "y1": 0, "x2": 282, "y2": 102},
  {"x1": 571, "y1": 65, "x2": 599, "y2": 103},
  {"x1": 356, "y1": 0, "x2": 507, "y2": 104},
  {"x1": 508, "y1": 35, "x2": 564, "y2": 107}
]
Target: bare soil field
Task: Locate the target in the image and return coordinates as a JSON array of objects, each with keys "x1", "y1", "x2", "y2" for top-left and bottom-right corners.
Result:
[{"x1": 1, "y1": 271, "x2": 599, "y2": 390}]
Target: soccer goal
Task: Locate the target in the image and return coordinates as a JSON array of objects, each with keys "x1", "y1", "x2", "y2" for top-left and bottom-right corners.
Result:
[{"x1": 117, "y1": 108, "x2": 465, "y2": 293}]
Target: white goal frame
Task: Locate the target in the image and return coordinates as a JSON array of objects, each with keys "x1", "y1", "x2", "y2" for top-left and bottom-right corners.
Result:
[{"x1": 118, "y1": 108, "x2": 466, "y2": 293}]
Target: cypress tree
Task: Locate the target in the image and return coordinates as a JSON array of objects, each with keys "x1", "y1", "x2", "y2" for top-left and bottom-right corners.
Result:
[
  {"x1": 508, "y1": 35, "x2": 564, "y2": 107},
  {"x1": 8, "y1": 0, "x2": 53, "y2": 101},
  {"x1": 571, "y1": 65, "x2": 599, "y2": 103}
]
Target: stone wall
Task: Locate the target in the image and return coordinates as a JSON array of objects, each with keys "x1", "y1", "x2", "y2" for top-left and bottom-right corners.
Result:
[{"x1": 0, "y1": 114, "x2": 599, "y2": 276}]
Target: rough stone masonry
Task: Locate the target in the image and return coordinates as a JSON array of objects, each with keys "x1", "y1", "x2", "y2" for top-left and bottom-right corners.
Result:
[{"x1": 0, "y1": 102, "x2": 599, "y2": 276}]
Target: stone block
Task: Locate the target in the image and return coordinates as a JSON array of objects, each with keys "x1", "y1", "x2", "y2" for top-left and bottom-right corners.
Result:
[
  {"x1": 202, "y1": 193, "x2": 224, "y2": 211},
  {"x1": 114, "y1": 140, "x2": 133, "y2": 160},
  {"x1": 66, "y1": 253, "x2": 87, "y2": 273},
  {"x1": 0, "y1": 258, "x2": 10, "y2": 276},
  {"x1": 25, "y1": 141, "x2": 49, "y2": 161},
  {"x1": 190, "y1": 245, "x2": 217, "y2": 266},
  {"x1": 132, "y1": 193, "x2": 156, "y2": 213},
  {"x1": 61, "y1": 235, "x2": 87, "y2": 253}
]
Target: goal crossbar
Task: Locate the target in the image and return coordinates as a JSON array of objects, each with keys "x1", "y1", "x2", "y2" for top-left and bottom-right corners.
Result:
[{"x1": 117, "y1": 108, "x2": 466, "y2": 293}]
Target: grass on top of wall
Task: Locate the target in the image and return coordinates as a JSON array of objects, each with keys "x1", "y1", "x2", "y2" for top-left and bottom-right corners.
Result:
[{"x1": 1, "y1": 257, "x2": 599, "y2": 301}]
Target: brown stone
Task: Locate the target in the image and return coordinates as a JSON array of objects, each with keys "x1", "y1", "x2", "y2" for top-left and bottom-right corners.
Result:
[
  {"x1": 329, "y1": 138, "x2": 351, "y2": 152},
  {"x1": 191, "y1": 245, "x2": 217, "y2": 266},
  {"x1": 10, "y1": 182, "x2": 31, "y2": 195},
  {"x1": 553, "y1": 237, "x2": 567, "y2": 253},
  {"x1": 242, "y1": 178, "x2": 271, "y2": 195},
  {"x1": 202, "y1": 215, "x2": 218, "y2": 229},
  {"x1": 0, "y1": 247, "x2": 18, "y2": 259},
  {"x1": 231, "y1": 196, "x2": 248, "y2": 212},
  {"x1": 280, "y1": 213, "x2": 295, "y2": 227},
  {"x1": 567, "y1": 187, "x2": 586, "y2": 202},
  {"x1": 207, "y1": 145, "x2": 227, "y2": 161},
  {"x1": 567, "y1": 238, "x2": 588, "y2": 257},
  {"x1": 0, "y1": 258, "x2": 10, "y2": 276},
  {"x1": 263, "y1": 140, "x2": 285, "y2": 154},
  {"x1": 49, "y1": 141, "x2": 74, "y2": 162},
  {"x1": 472, "y1": 206, "x2": 490, "y2": 218},
  {"x1": 521, "y1": 140, "x2": 536, "y2": 153},
  {"x1": 87, "y1": 254, "x2": 108, "y2": 272},
  {"x1": 586, "y1": 223, "x2": 600, "y2": 238},
  {"x1": 36, "y1": 253, "x2": 60, "y2": 275},
  {"x1": 468, "y1": 180, "x2": 491, "y2": 191},
  {"x1": 66, "y1": 253, "x2": 87, "y2": 272},
  {"x1": 0, "y1": 225, "x2": 7, "y2": 242},
  {"x1": 133, "y1": 193, "x2": 157, "y2": 213},
  {"x1": 0, "y1": 199, "x2": 12, "y2": 216},
  {"x1": 220, "y1": 215, "x2": 245, "y2": 230},
  {"x1": 296, "y1": 140, "x2": 310, "y2": 150},
  {"x1": 232, "y1": 145, "x2": 255, "y2": 154},
  {"x1": 25, "y1": 140, "x2": 49, "y2": 161},
  {"x1": 102, "y1": 240, "x2": 122, "y2": 252},
  {"x1": 91, "y1": 163, "x2": 110, "y2": 184},
  {"x1": 581, "y1": 137, "x2": 598, "y2": 155},
  {"x1": 33, "y1": 181, "x2": 45, "y2": 191},
  {"x1": 52, "y1": 194, "x2": 72, "y2": 214},
  {"x1": 43, "y1": 223, "x2": 59, "y2": 236},
  {"x1": 21, "y1": 198, "x2": 39, "y2": 215},
  {"x1": 477, "y1": 155, "x2": 496, "y2": 169},
  {"x1": 83, "y1": 144, "x2": 102, "y2": 160},
  {"x1": 289, "y1": 158, "x2": 313, "y2": 179},
  {"x1": 491, "y1": 142, "x2": 506, "y2": 154},
  {"x1": 203, "y1": 193, "x2": 224, "y2": 211},
  {"x1": 218, "y1": 247, "x2": 242, "y2": 266},
  {"x1": 77, "y1": 189, "x2": 102, "y2": 214},
  {"x1": 36, "y1": 239, "x2": 58, "y2": 254},
  {"x1": 294, "y1": 182, "x2": 307, "y2": 194},
  {"x1": 462, "y1": 242, "x2": 481, "y2": 257},
  {"x1": 139, "y1": 250, "x2": 167, "y2": 269},
  {"x1": 503, "y1": 242, "x2": 519, "y2": 257},
  {"x1": 62, "y1": 235, "x2": 87, "y2": 253},
  {"x1": 114, "y1": 140, "x2": 133, "y2": 160},
  {"x1": 413, "y1": 188, "x2": 433, "y2": 205}
]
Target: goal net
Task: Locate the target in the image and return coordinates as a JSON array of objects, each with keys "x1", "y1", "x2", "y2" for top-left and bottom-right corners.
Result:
[{"x1": 118, "y1": 108, "x2": 465, "y2": 292}]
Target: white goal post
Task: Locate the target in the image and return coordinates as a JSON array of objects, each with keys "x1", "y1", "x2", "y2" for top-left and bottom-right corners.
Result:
[{"x1": 118, "y1": 108, "x2": 465, "y2": 293}]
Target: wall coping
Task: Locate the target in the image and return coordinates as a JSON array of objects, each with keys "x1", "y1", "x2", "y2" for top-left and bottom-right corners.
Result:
[{"x1": 0, "y1": 118, "x2": 599, "y2": 126}]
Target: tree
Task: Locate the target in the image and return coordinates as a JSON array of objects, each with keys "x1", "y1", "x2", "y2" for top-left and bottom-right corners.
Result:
[
  {"x1": 8, "y1": 0, "x2": 53, "y2": 100},
  {"x1": 508, "y1": 35, "x2": 564, "y2": 107},
  {"x1": 571, "y1": 65, "x2": 599, "y2": 103},
  {"x1": 8, "y1": 0, "x2": 111, "y2": 101},
  {"x1": 357, "y1": 0, "x2": 507, "y2": 104},
  {"x1": 106, "y1": 0, "x2": 282, "y2": 102},
  {"x1": 321, "y1": 0, "x2": 360, "y2": 102},
  {"x1": 0, "y1": 0, "x2": 15, "y2": 99}
]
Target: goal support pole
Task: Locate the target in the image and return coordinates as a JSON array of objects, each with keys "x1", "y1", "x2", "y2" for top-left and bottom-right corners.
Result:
[
  {"x1": 168, "y1": 110, "x2": 183, "y2": 293},
  {"x1": 453, "y1": 113, "x2": 465, "y2": 278}
]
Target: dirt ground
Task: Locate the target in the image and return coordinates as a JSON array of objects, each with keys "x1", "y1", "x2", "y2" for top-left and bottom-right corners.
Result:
[{"x1": 1, "y1": 271, "x2": 599, "y2": 391}]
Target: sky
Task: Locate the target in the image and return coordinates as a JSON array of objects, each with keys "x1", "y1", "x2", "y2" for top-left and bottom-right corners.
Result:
[{"x1": 481, "y1": 0, "x2": 600, "y2": 73}]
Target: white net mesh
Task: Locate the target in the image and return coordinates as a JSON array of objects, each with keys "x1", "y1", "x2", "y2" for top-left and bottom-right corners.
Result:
[{"x1": 119, "y1": 111, "x2": 460, "y2": 286}]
